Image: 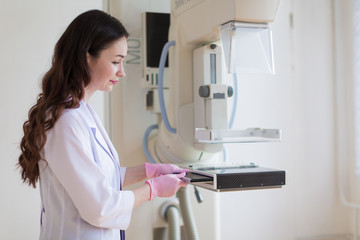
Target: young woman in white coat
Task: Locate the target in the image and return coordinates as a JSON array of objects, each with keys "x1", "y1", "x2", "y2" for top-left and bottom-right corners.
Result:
[{"x1": 18, "y1": 9, "x2": 188, "y2": 240}]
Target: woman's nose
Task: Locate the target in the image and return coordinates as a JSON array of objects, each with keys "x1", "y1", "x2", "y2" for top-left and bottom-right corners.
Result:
[{"x1": 116, "y1": 64, "x2": 125, "y2": 78}]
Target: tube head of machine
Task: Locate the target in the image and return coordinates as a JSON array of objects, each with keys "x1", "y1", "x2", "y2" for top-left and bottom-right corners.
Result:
[
  {"x1": 220, "y1": 21, "x2": 274, "y2": 75},
  {"x1": 219, "y1": 0, "x2": 282, "y2": 74}
]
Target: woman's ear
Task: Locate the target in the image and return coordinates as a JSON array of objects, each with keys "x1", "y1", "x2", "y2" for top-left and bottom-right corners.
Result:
[{"x1": 86, "y1": 52, "x2": 91, "y2": 66}]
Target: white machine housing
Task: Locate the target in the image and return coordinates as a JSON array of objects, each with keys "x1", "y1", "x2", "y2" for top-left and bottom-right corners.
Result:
[{"x1": 151, "y1": 0, "x2": 282, "y2": 166}]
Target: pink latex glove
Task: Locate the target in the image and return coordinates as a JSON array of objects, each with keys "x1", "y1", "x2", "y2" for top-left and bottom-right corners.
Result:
[
  {"x1": 144, "y1": 162, "x2": 188, "y2": 178},
  {"x1": 145, "y1": 172, "x2": 188, "y2": 200}
]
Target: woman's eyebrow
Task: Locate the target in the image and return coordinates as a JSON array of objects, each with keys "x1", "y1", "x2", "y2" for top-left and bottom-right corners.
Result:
[{"x1": 116, "y1": 54, "x2": 125, "y2": 58}]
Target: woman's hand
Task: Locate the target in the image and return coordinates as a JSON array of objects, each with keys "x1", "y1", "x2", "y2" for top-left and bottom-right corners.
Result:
[
  {"x1": 145, "y1": 172, "x2": 188, "y2": 200},
  {"x1": 144, "y1": 162, "x2": 189, "y2": 178}
]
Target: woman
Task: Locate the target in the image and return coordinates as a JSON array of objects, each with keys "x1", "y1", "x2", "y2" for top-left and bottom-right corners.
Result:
[{"x1": 18, "y1": 9, "x2": 188, "y2": 240}]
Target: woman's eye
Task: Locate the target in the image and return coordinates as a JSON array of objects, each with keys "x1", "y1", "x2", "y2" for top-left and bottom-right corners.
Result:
[{"x1": 112, "y1": 61, "x2": 120, "y2": 65}]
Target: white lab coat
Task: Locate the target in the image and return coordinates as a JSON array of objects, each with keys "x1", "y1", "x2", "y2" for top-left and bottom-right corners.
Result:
[{"x1": 38, "y1": 101, "x2": 134, "y2": 240}]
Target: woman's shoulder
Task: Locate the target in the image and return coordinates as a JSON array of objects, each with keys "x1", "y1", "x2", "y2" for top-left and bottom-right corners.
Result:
[
  {"x1": 53, "y1": 105, "x2": 88, "y2": 131},
  {"x1": 44, "y1": 105, "x2": 92, "y2": 155},
  {"x1": 58, "y1": 105, "x2": 82, "y2": 122},
  {"x1": 48, "y1": 102, "x2": 95, "y2": 136}
]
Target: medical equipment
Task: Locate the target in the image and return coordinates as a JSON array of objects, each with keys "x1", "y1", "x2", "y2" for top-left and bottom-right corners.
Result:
[
  {"x1": 141, "y1": 0, "x2": 284, "y2": 239},
  {"x1": 143, "y1": 0, "x2": 284, "y2": 187}
]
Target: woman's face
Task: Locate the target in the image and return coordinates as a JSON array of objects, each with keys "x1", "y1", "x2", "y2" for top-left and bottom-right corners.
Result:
[{"x1": 85, "y1": 37, "x2": 128, "y2": 101}]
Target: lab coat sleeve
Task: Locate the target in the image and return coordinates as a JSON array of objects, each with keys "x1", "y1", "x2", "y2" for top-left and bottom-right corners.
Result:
[
  {"x1": 43, "y1": 111, "x2": 135, "y2": 230},
  {"x1": 120, "y1": 167, "x2": 126, "y2": 187}
]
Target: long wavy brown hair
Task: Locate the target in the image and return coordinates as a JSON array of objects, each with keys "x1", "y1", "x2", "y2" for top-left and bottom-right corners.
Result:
[{"x1": 18, "y1": 10, "x2": 129, "y2": 188}]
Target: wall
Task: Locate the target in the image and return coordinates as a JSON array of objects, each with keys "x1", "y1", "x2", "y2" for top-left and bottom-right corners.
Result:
[
  {"x1": 0, "y1": 1, "x2": 103, "y2": 239},
  {"x1": 292, "y1": 0, "x2": 351, "y2": 238}
]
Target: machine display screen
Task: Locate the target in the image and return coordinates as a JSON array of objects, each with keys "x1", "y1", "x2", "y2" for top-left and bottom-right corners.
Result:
[{"x1": 145, "y1": 12, "x2": 170, "y2": 68}]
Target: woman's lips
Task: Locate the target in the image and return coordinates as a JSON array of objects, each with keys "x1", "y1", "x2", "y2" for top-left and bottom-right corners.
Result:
[{"x1": 110, "y1": 80, "x2": 119, "y2": 85}]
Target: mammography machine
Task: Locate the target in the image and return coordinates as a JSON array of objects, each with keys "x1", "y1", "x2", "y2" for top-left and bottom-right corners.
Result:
[
  {"x1": 140, "y1": 0, "x2": 284, "y2": 239},
  {"x1": 143, "y1": 0, "x2": 284, "y2": 188}
]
